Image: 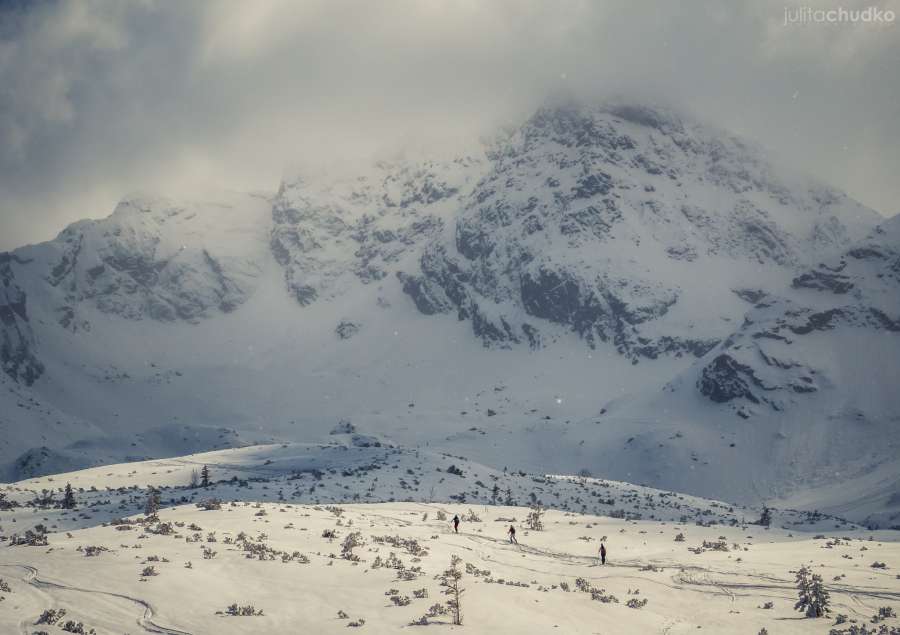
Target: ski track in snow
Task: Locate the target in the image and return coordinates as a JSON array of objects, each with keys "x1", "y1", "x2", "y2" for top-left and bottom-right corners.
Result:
[
  {"x1": 0, "y1": 563, "x2": 192, "y2": 635},
  {"x1": 456, "y1": 529, "x2": 900, "y2": 621}
]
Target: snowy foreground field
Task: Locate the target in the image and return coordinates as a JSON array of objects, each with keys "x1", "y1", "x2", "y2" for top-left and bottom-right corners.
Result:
[{"x1": 1, "y1": 443, "x2": 899, "y2": 634}]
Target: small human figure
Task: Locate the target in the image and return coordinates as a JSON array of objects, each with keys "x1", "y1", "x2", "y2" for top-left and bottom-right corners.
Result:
[
  {"x1": 508, "y1": 525, "x2": 518, "y2": 544},
  {"x1": 452, "y1": 514, "x2": 460, "y2": 533},
  {"x1": 599, "y1": 542, "x2": 607, "y2": 565}
]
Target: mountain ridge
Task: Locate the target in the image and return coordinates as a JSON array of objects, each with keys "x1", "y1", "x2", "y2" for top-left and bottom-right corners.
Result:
[{"x1": 0, "y1": 100, "x2": 895, "y2": 525}]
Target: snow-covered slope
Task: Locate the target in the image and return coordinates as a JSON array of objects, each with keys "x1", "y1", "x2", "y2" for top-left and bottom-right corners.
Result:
[
  {"x1": 1, "y1": 445, "x2": 898, "y2": 635},
  {"x1": 0, "y1": 100, "x2": 893, "y2": 525},
  {"x1": 600, "y1": 215, "x2": 900, "y2": 526}
]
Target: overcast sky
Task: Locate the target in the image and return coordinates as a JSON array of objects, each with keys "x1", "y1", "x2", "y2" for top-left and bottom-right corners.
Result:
[{"x1": 1, "y1": 0, "x2": 898, "y2": 250}]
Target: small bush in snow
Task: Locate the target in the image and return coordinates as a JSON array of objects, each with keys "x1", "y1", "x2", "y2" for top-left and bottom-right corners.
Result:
[
  {"x1": 223, "y1": 603, "x2": 264, "y2": 616},
  {"x1": 341, "y1": 531, "x2": 364, "y2": 561},
  {"x1": 10, "y1": 525, "x2": 49, "y2": 546},
  {"x1": 463, "y1": 508, "x2": 481, "y2": 522},
  {"x1": 36, "y1": 608, "x2": 67, "y2": 625},
  {"x1": 526, "y1": 505, "x2": 545, "y2": 531},
  {"x1": 61, "y1": 620, "x2": 95, "y2": 634}
]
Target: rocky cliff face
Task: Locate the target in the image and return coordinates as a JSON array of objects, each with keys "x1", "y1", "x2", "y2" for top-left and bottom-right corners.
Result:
[
  {"x1": 23, "y1": 195, "x2": 271, "y2": 329},
  {"x1": 0, "y1": 252, "x2": 42, "y2": 384},
  {"x1": 691, "y1": 215, "x2": 900, "y2": 417},
  {"x1": 396, "y1": 102, "x2": 876, "y2": 359},
  {"x1": 270, "y1": 158, "x2": 483, "y2": 305}
]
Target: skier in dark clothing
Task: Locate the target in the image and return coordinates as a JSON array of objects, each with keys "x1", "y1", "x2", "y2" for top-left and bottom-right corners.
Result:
[
  {"x1": 599, "y1": 542, "x2": 607, "y2": 565},
  {"x1": 452, "y1": 514, "x2": 460, "y2": 533},
  {"x1": 508, "y1": 525, "x2": 518, "y2": 544}
]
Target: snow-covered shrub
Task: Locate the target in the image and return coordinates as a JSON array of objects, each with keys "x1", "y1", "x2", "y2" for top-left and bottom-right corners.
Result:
[
  {"x1": 144, "y1": 488, "x2": 161, "y2": 517},
  {"x1": 61, "y1": 620, "x2": 95, "y2": 634},
  {"x1": 526, "y1": 505, "x2": 544, "y2": 531},
  {"x1": 224, "y1": 603, "x2": 264, "y2": 616},
  {"x1": 195, "y1": 498, "x2": 222, "y2": 511},
  {"x1": 794, "y1": 565, "x2": 830, "y2": 617},
  {"x1": 341, "y1": 531, "x2": 364, "y2": 561},
  {"x1": 440, "y1": 555, "x2": 464, "y2": 625},
  {"x1": 36, "y1": 608, "x2": 67, "y2": 625},
  {"x1": 61, "y1": 483, "x2": 76, "y2": 509},
  {"x1": 10, "y1": 525, "x2": 48, "y2": 546}
]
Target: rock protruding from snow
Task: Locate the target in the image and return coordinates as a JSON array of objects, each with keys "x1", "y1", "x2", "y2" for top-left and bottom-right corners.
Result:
[{"x1": 330, "y1": 420, "x2": 356, "y2": 435}]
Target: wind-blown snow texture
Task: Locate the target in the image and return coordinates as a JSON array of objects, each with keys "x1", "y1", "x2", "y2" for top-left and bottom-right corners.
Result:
[{"x1": 0, "y1": 101, "x2": 896, "y2": 526}]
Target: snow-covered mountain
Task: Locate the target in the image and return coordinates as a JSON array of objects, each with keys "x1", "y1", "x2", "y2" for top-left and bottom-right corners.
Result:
[
  {"x1": 0, "y1": 100, "x2": 895, "y2": 524},
  {"x1": 600, "y1": 214, "x2": 900, "y2": 526}
]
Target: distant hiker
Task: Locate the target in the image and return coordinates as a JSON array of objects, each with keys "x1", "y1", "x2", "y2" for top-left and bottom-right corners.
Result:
[
  {"x1": 599, "y1": 542, "x2": 607, "y2": 565},
  {"x1": 452, "y1": 514, "x2": 460, "y2": 533},
  {"x1": 508, "y1": 525, "x2": 518, "y2": 544}
]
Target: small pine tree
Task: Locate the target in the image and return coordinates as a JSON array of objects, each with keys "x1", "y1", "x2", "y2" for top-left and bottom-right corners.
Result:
[
  {"x1": 504, "y1": 487, "x2": 514, "y2": 506},
  {"x1": 794, "y1": 565, "x2": 830, "y2": 617},
  {"x1": 526, "y1": 505, "x2": 544, "y2": 531},
  {"x1": 440, "y1": 555, "x2": 464, "y2": 626},
  {"x1": 757, "y1": 506, "x2": 772, "y2": 527},
  {"x1": 200, "y1": 465, "x2": 210, "y2": 488},
  {"x1": 491, "y1": 484, "x2": 500, "y2": 505},
  {"x1": 61, "y1": 483, "x2": 76, "y2": 510},
  {"x1": 145, "y1": 487, "x2": 161, "y2": 517}
]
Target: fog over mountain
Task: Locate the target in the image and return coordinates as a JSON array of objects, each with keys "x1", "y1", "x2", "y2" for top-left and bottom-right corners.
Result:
[
  {"x1": 1, "y1": 95, "x2": 898, "y2": 528},
  {"x1": 1, "y1": 0, "x2": 899, "y2": 251}
]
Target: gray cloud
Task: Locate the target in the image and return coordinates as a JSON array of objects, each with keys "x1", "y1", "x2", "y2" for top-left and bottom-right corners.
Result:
[{"x1": 1, "y1": 0, "x2": 898, "y2": 250}]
